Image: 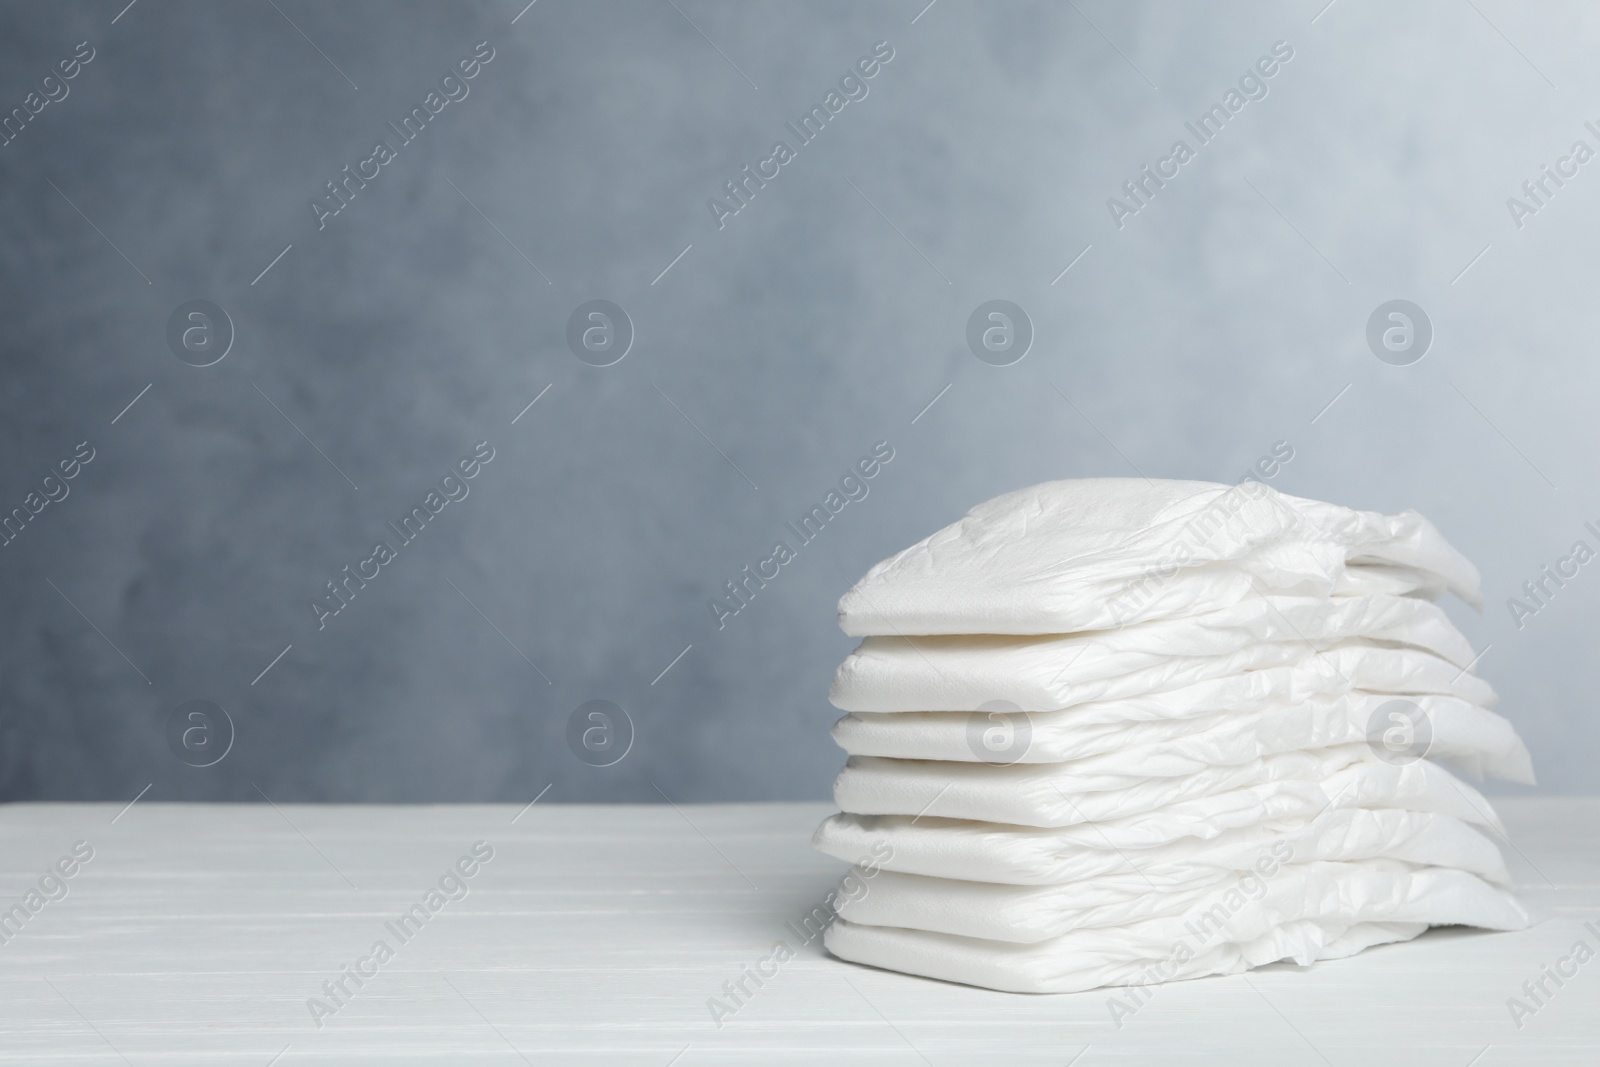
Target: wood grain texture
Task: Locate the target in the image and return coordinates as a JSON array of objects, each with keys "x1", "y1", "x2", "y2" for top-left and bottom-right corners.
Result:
[{"x1": 0, "y1": 798, "x2": 1594, "y2": 1065}]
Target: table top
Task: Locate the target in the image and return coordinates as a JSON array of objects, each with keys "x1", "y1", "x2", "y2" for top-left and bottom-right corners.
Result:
[{"x1": 0, "y1": 796, "x2": 1595, "y2": 1065}]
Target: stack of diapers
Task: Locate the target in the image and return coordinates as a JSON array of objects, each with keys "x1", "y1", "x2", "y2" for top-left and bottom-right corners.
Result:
[{"x1": 814, "y1": 478, "x2": 1533, "y2": 993}]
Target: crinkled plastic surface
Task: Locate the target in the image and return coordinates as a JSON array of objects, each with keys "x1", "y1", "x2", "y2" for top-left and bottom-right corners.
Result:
[{"x1": 837, "y1": 478, "x2": 1482, "y2": 636}]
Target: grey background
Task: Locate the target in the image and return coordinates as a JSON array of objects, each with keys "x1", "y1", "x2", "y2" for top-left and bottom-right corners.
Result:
[{"x1": 1, "y1": 0, "x2": 1594, "y2": 803}]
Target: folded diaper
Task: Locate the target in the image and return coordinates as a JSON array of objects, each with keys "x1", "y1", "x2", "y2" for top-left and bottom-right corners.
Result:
[
  {"x1": 817, "y1": 804, "x2": 1510, "y2": 887},
  {"x1": 833, "y1": 691, "x2": 1532, "y2": 781},
  {"x1": 824, "y1": 860, "x2": 1527, "y2": 993},
  {"x1": 832, "y1": 744, "x2": 1512, "y2": 829},
  {"x1": 837, "y1": 478, "x2": 1481, "y2": 636},
  {"x1": 836, "y1": 644, "x2": 1492, "y2": 728},
  {"x1": 835, "y1": 850, "x2": 1516, "y2": 942},
  {"x1": 814, "y1": 478, "x2": 1528, "y2": 996},
  {"x1": 830, "y1": 596, "x2": 1480, "y2": 713}
]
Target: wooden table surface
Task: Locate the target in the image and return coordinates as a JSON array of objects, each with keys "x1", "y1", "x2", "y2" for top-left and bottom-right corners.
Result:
[{"x1": 0, "y1": 797, "x2": 1595, "y2": 1065}]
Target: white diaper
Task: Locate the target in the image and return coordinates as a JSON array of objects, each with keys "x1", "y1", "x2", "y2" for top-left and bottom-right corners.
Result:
[
  {"x1": 816, "y1": 802, "x2": 1510, "y2": 886},
  {"x1": 825, "y1": 858, "x2": 1526, "y2": 992},
  {"x1": 831, "y1": 596, "x2": 1481, "y2": 713},
  {"x1": 838, "y1": 478, "x2": 1481, "y2": 637},
  {"x1": 833, "y1": 691, "x2": 1532, "y2": 782}
]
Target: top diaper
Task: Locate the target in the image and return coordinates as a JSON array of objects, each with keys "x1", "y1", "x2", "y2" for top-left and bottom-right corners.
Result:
[{"x1": 837, "y1": 478, "x2": 1481, "y2": 636}]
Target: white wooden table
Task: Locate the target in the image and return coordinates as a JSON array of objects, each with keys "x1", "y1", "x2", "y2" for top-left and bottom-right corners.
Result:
[{"x1": 0, "y1": 798, "x2": 1594, "y2": 1065}]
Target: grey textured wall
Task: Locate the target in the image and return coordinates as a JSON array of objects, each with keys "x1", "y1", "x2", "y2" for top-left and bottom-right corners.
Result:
[{"x1": 1, "y1": 0, "x2": 1595, "y2": 803}]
